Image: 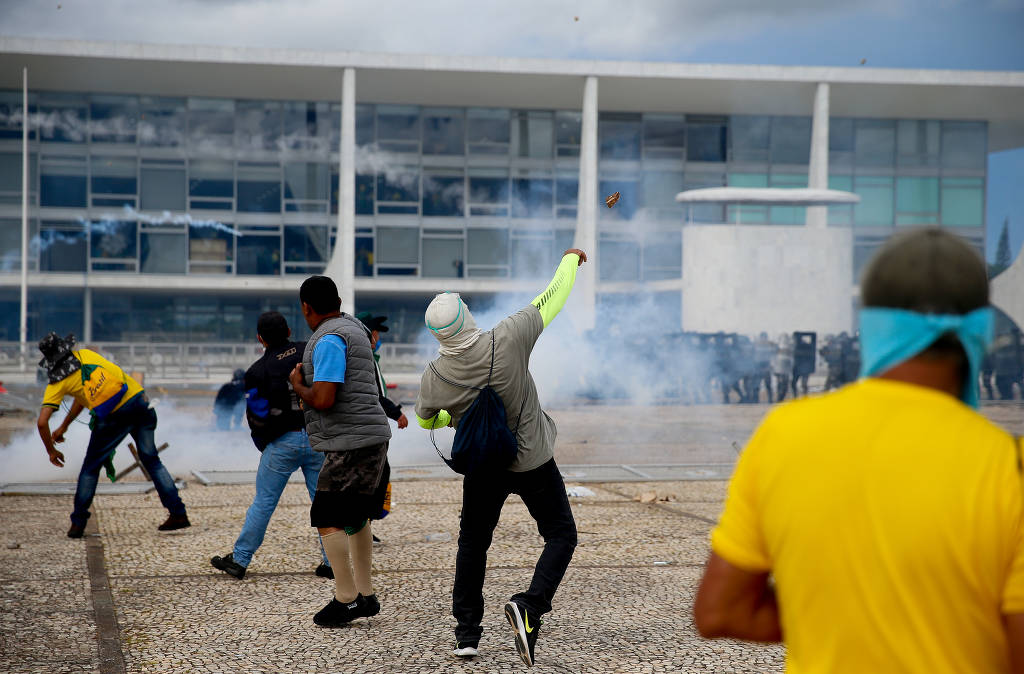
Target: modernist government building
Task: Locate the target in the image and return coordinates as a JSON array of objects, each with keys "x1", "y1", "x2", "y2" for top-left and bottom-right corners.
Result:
[{"x1": 0, "y1": 38, "x2": 1022, "y2": 349}]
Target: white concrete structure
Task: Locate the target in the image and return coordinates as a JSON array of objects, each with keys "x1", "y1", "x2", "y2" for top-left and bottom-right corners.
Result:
[
  {"x1": 992, "y1": 243, "x2": 1024, "y2": 333},
  {"x1": 0, "y1": 37, "x2": 1021, "y2": 345},
  {"x1": 681, "y1": 225, "x2": 853, "y2": 337}
]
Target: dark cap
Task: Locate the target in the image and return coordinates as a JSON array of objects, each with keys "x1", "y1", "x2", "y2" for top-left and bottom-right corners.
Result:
[
  {"x1": 355, "y1": 311, "x2": 389, "y2": 333},
  {"x1": 256, "y1": 311, "x2": 290, "y2": 347}
]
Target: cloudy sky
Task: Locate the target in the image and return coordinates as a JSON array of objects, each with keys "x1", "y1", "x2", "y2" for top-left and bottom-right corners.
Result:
[{"x1": 2, "y1": 0, "x2": 1023, "y2": 259}]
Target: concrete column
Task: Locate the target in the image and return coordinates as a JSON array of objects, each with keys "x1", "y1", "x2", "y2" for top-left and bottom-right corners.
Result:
[
  {"x1": 573, "y1": 75, "x2": 598, "y2": 330},
  {"x1": 83, "y1": 286, "x2": 92, "y2": 342},
  {"x1": 325, "y1": 67, "x2": 356, "y2": 313},
  {"x1": 806, "y1": 82, "x2": 830, "y2": 229}
]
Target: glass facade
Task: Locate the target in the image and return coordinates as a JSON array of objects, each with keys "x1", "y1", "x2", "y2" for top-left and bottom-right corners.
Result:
[{"x1": 0, "y1": 87, "x2": 991, "y2": 341}]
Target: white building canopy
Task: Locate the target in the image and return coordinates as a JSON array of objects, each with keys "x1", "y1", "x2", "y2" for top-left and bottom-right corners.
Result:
[{"x1": 675, "y1": 187, "x2": 860, "y2": 206}]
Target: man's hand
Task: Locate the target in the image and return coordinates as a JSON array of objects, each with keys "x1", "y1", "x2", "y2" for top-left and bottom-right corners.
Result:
[
  {"x1": 289, "y1": 363, "x2": 304, "y2": 390},
  {"x1": 564, "y1": 248, "x2": 587, "y2": 266},
  {"x1": 47, "y1": 448, "x2": 65, "y2": 468},
  {"x1": 395, "y1": 413, "x2": 408, "y2": 429},
  {"x1": 52, "y1": 424, "x2": 68, "y2": 444}
]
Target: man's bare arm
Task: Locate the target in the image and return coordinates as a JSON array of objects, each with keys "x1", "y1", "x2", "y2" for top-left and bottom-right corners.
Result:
[
  {"x1": 289, "y1": 363, "x2": 338, "y2": 411},
  {"x1": 36, "y1": 406, "x2": 66, "y2": 468},
  {"x1": 53, "y1": 400, "x2": 85, "y2": 443},
  {"x1": 693, "y1": 552, "x2": 782, "y2": 643},
  {"x1": 1004, "y1": 613, "x2": 1024, "y2": 673}
]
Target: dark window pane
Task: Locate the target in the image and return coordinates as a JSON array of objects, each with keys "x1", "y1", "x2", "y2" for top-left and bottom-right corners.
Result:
[
  {"x1": 897, "y1": 120, "x2": 940, "y2": 167},
  {"x1": 376, "y1": 227, "x2": 419, "y2": 264},
  {"x1": 236, "y1": 101, "x2": 282, "y2": 152},
  {"x1": 687, "y1": 117, "x2": 727, "y2": 162},
  {"x1": 556, "y1": 111, "x2": 581, "y2": 146},
  {"x1": 599, "y1": 113, "x2": 641, "y2": 160},
  {"x1": 139, "y1": 96, "x2": 186, "y2": 147},
  {"x1": 355, "y1": 235, "x2": 373, "y2": 276},
  {"x1": 422, "y1": 109, "x2": 464, "y2": 155},
  {"x1": 423, "y1": 173, "x2": 464, "y2": 216},
  {"x1": 282, "y1": 101, "x2": 331, "y2": 153},
  {"x1": 141, "y1": 167, "x2": 186, "y2": 211},
  {"x1": 643, "y1": 114, "x2": 686, "y2": 159},
  {"x1": 189, "y1": 160, "x2": 233, "y2": 198},
  {"x1": 90, "y1": 95, "x2": 138, "y2": 144},
  {"x1": 556, "y1": 176, "x2": 578, "y2": 205},
  {"x1": 188, "y1": 98, "x2": 235, "y2": 152},
  {"x1": 854, "y1": 120, "x2": 895, "y2": 167},
  {"x1": 356, "y1": 174, "x2": 374, "y2": 215},
  {"x1": 513, "y1": 110, "x2": 552, "y2": 158},
  {"x1": 39, "y1": 101, "x2": 87, "y2": 143},
  {"x1": 770, "y1": 116, "x2": 811, "y2": 165},
  {"x1": 39, "y1": 227, "x2": 87, "y2": 272},
  {"x1": 376, "y1": 168, "x2": 418, "y2": 203},
  {"x1": 237, "y1": 236, "x2": 281, "y2": 275},
  {"x1": 237, "y1": 164, "x2": 281, "y2": 213},
  {"x1": 468, "y1": 109, "x2": 510, "y2": 144},
  {"x1": 284, "y1": 225, "x2": 330, "y2": 262},
  {"x1": 0, "y1": 95, "x2": 36, "y2": 141},
  {"x1": 941, "y1": 122, "x2": 986, "y2": 170},
  {"x1": 283, "y1": 162, "x2": 329, "y2": 201},
  {"x1": 469, "y1": 173, "x2": 509, "y2": 204},
  {"x1": 512, "y1": 178, "x2": 553, "y2": 218},
  {"x1": 92, "y1": 175, "x2": 137, "y2": 195},
  {"x1": 90, "y1": 220, "x2": 137, "y2": 259},
  {"x1": 730, "y1": 116, "x2": 770, "y2": 162},
  {"x1": 377, "y1": 106, "x2": 420, "y2": 143},
  {"x1": 356, "y1": 104, "x2": 374, "y2": 146},
  {"x1": 41, "y1": 174, "x2": 87, "y2": 207},
  {"x1": 599, "y1": 179, "x2": 639, "y2": 219}
]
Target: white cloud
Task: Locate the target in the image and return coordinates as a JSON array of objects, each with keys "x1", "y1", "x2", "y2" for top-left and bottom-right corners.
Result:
[{"x1": 0, "y1": 0, "x2": 906, "y2": 61}]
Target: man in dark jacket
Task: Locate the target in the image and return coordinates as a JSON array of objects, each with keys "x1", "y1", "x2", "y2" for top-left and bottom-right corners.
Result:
[
  {"x1": 290, "y1": 276, "x2": 392, "y2": 627},
  {"x1": 213, "y1": 369, "x2": 246, "y2": 430},
  {"x1": 210, "y1": 312, "x2": 331, "y2": 580}
]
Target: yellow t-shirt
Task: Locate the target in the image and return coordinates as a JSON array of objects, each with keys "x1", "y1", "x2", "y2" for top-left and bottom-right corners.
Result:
[
  {"x1": 42, "y1": 349, "x2": 144, "y2": 414},
  {"x1": 712, "y1": 378, "x2": 1024, "y2": 674}
]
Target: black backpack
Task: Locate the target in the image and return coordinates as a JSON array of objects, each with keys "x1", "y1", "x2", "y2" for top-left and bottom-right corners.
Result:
[{"x1": 429, "y1": 333, "x2": 523, "y2": 475}]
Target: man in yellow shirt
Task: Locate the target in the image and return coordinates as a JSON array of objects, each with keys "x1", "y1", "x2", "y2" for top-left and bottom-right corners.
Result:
[
  {"x1": 694, "y1": 228, "x2": 1024, "y2": 673},
  {"x1": 36, "y1": 333, "x2": 189, "y2": 538}
]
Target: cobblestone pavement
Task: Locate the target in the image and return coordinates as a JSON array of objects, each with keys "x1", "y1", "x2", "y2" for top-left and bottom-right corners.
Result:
[{"x1": 2, "y1": 402, "x2": 1020, "y2": 673}]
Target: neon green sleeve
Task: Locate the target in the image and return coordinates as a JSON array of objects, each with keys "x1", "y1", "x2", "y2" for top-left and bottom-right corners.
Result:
[
  {"x1": 416, "y1": 410, "x2": 451, "y2": 429},
  {"x1": 531, "y1": 253, "x2": 580, "y2": 328}
]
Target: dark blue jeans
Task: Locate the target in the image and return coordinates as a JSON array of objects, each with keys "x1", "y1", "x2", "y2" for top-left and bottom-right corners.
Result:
[
  {"x1": 71, "y1": 394, "x2": 186, "y2": 527},
  {"x1": 453, "y1": 458, "x2": 577, "y2": 643}
]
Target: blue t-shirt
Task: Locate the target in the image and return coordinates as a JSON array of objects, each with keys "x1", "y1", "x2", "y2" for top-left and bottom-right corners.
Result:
[{"x1": 313, "y1": 334, "x2": 347, "y2": 383}]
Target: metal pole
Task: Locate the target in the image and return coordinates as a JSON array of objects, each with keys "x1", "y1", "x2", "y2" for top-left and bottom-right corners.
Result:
[{"x1": 20, "y1": 67, "x2": 28, "y2": 372}]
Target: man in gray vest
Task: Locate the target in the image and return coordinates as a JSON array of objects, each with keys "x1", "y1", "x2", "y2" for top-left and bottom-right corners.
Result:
[{"x1": 288, "y1": 275, "x2": 392, "y2": 627}]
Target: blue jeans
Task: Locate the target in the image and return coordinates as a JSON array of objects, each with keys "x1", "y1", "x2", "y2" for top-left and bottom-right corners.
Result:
[
  {"x1": 72, "y1": 394, "x2": 186, "y2": 527},
  {"x1": 232, "y1": 430, "x2": 328, "y2": 568}
]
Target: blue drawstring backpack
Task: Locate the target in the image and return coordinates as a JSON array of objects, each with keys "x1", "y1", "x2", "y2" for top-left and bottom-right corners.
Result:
[{"x1": 429, "y1": 333, "x2": 523, "y2": 475}]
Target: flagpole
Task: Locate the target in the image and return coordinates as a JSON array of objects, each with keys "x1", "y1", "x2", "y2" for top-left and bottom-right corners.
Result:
[{"x1": 19, "y1": 66, "x2": 28, "y2": 373}]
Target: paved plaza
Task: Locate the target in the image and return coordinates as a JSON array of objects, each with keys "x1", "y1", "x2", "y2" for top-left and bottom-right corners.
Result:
[{"x1": 2, "y1": 402, "x2": 1021, "y2": 673}]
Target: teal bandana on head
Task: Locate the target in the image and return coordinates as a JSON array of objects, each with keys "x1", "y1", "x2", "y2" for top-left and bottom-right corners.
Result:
[{"x1": 858, "y1": 307, "x2": 994, "y2": 408}]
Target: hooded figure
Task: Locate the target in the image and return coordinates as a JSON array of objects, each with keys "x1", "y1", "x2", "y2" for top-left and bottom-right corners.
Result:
[
  {"x1": 425, "y1": 292, "x2": 483, "y2": 358},
  {"x1": 214, "y1": 368, "x2": 247, "y2": 430}
]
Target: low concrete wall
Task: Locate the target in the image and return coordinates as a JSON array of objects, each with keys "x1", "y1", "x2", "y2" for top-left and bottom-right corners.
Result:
[{"x1": 682, "y1": 224, "x2": 854, "y2": 337}]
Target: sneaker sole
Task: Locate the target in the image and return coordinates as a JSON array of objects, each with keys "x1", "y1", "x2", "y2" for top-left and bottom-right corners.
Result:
[
  {"x1": 503, "y1": 602, "x2": 533, "y2": 667},
  {"x1": 452, "y1": 647, "x2": 479, "y2": 658}
]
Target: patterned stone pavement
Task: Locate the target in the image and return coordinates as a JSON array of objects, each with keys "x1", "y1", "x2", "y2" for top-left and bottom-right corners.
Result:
[{"x1": 1, "y1": 402, "x2": 1019, "y2": 673}]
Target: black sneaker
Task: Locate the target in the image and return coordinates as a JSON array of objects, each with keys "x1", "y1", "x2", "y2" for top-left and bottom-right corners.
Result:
[
  {"x1": 67, "y1": 523, "x2": 85, "y2": 539},
  {"x1": 314, "y1": 563, "x2": 334, "y2": 579},
  {"x1": 158, "y1": 514, "x2": 191, "y2": 531},
  {"x1": 210, "y1": 553, "x2": 246, "y2": 580},
  {"x1": 504, "y1": 601, "x2": 540, "y2": 667},
  {"x1": 452, "y1": 640, "x2": 479, "y2": 658},
  {"x1": 313, "y1": 596, "x2": 361, "y2": 627},
  {"x1": 357, "y1": 593, "x2": 380, "y2": 618},
  {"x1": 372, "y1": 534, "x2": 383, "y2": 546}
]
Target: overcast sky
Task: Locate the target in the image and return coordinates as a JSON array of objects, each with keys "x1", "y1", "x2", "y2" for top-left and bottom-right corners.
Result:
[{"x1": 2, "y1": 0, "x2": 1022, "y2": 259}]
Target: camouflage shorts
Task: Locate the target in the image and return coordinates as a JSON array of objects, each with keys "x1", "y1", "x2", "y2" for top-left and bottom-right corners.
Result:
[{"x1": 316, "y1": 442, "x2": 389, "y2": 495}]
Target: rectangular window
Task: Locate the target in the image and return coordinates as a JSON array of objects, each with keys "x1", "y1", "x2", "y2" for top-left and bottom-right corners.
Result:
[
  {"x1": 237, "y1": 162, "x2": 281, "y2": 213},
  {"x1": 940, "y1": 177, "x2": 984, "y2": 227},
  {"x1": 555, "y1": 172, "x2": 578, "y2": 219},
  {"x1": 284, "y1": 225, "x2": 331, "y2": 265},
  {"x1": 686, "y1": 116, "x2": 727, "y2": 163},
  {"x1": 139, "y1": 96, "x2": 186, "y2": 147},
  {"x1": 896, "y1": 176, "x2": 939, "y2": 215},
  {"x1": 770, "y1": 116, "x2": 811, "y2": 165},
  {"x1": 39, "y1": 96, "x2": 87, "y2": 143},
  {"x1": 423, "y1": 169, "x2": 464, "y2": 217},
  {"x1": 829, "y1": 117, "x2": 854, "y2": 167},
  {"x1": 90, "y1": 95, "x2": 138, "y2": 144},
  {"x1": 236, "y1": 230, "x2": 281, "y2": 275},
  {"x1": 641, "y1": 170, "x2": 684, "y2": 214},
  {"x1": 0, "y1": 93, "x2": 36, "y2": 141},
  {"x1": 727, "y1": 172, "x2": 768, "y2": 224},
  {"x1": 599, "y1": 113, "x2": 641, "y2": 160},
  {"x1": 512, "y1": 171, "x2": 553, "y2": 218},
  {"x1": 854, "y1": 120, "x2": 895, "y2": 167},
  {"x1": 282, "y1": 101, "x2": 331, "y2": 154},
  {"x1": 283, "y1": 162, "x2": 329, "y2": 205},
  {"x1": 376, "y1": 166, "x2": 419, "y2": 214},
  {"x1": 853, "y1": 175, "x2": 894, "y2": 226},
  {"x1": 598, "y1": 177, "x2": 638, "y2": 220},
  {"x1": 355, "y1": 233, "x2": 373, "y2": 276},
  {"x1": 941, "y1": 122, "x2": 986, "y2": 170},
  {"x1": 422, "y1": 108, "x2": 464, "y2": 156},
  {"x1": 140, "y1": 231, "x2": 187, "y2": 274},
  {"x1": 468, "y1": 108, "x2": 510, "y2": 156},
  {"x1": 555, "y1": 111, "x2": 582, "y2": 157},
  {"x1": 896, "y1": 120, "x2": 939, "y2": 167},
  {"x1": 140, "y1": 163, "x2": 186, "y2": 211},
  {"x1": 512, "y1": 110, "x2": 553, "y2": 158},
  {"x1": 422, "y1": 235, "x2": 465, "y2": 278},
  {"x1": 189, "y1": 223, "x2": 234, "y2": 274},
  {"x1": 468, "y1": 168, "x2": 509, "y2": 216},
  {"x1": 39, "y1": 221, "x2": 87, "y2": 272},
  {"x1": 769, "y1": 172, "x2": 807, "y2": 224},
  {"x1": 376, "y1": 227, "x2": 420, "y2": 264},
  {"x1": 643, "y1": 114, "x2": 686, "y2": 160},
  {"x1": 189, "y1": 159, "x2": 234, "y2": 211},
  {"x1": 730, "y1": 116, "x2": 770, "y2": 163},
  {"x1": 188, "y1": 98, "x2": 234, "y2": 152},
  {"x1": 376, "y1": 105, "x2": 420, "y2": 154},
  {"x1": 40, "y1": 157, "x2": 87, "y2": 208},
  {"x1": 355, "y1": 172, "x2": 374, "y2": 215},
  {"x1": 682, "y1": 170, "x2": 725, "y2": 223},
  {"x1": 599, "y1": 237, "x2": 640, "y2": 281},
  {"x1": 90, "y1": 219, "x2": 137, "y2": 262},
  {"x1": 355, "y1": 104, "x2": 374, "y2": 147},
  {"x1": 91, "y1": 156, "x2": 137, "y2": 207},
  {"x1": 236, "y1": 101, "x2": 282, "y2": 152},
  {"x1": 467, "y1": 228, "x2": 509, "y2": 267}
]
